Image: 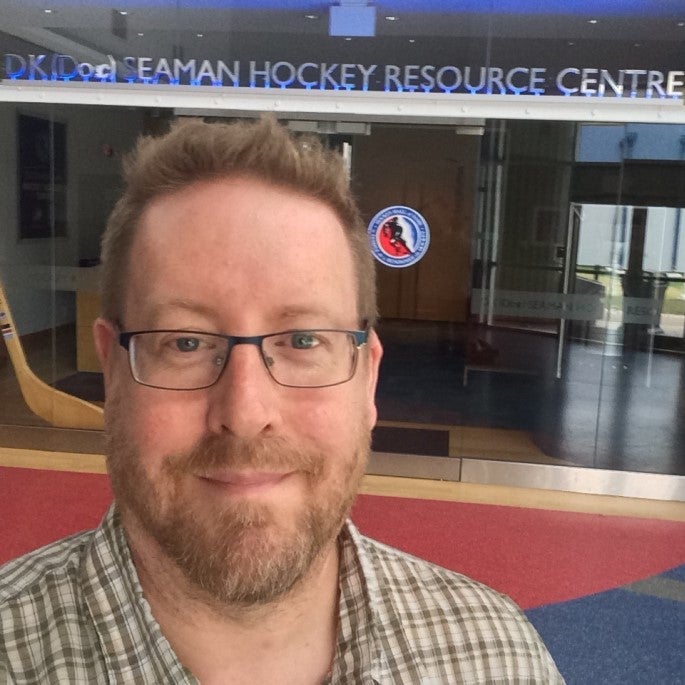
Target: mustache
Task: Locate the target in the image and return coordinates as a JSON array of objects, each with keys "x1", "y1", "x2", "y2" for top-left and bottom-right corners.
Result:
[{"x1": 163, "y1": 433, "x2": 324, "y2": 478}]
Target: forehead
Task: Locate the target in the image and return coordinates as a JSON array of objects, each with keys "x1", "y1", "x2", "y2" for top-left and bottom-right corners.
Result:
[{"x1": 126, "y1": 177, "x2": 358, "y2": 327}]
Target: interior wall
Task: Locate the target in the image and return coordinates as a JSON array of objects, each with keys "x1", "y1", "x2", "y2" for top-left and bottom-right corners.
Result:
[
  {"x1": 353, "y1": 125, "x2": 478, "y2": 323},
  {"x1": 0, "y1": 104, "x2": 143, "y2": 334}
]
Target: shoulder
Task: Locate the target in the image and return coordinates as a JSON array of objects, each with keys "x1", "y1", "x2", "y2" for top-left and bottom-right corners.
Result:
[
  {"x1": 352, "y1": 529, "x2": 564, "y2": 683},
  {"x1": 0, "y1": 531, "x2": 91, "y2": 605},
  {"x1": 0, "y1": 532, "x2": 98, "y2": 679},
  {"x1": 358, "y1": 531, "x2": 520, "y2": 617}
]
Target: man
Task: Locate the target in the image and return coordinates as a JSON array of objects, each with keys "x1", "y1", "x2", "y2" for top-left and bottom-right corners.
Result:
[{"x1": 0, "y1": 117, "x2": 564, "y2": 683}]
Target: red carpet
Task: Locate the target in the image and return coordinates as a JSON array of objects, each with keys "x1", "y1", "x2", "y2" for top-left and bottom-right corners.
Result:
[
  {"x1": 350, "y1": 495, "x2": 685, "y2": 608},
  {"x1": 1, "y1": 467, "x2": 112, "y2": 563},
  {"x1": 2, "y1": 466, "x2": 684, "y2": 609}
]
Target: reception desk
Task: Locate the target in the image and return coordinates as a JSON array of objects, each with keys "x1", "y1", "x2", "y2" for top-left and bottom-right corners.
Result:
[
  {"x1": 0, "y1": 265, "x2": 102, "y2": 372},
  {"x1": 51, "y1": 266, "x2": 101, "y2": 373},
  {"x1": 77, "y1": 291, "x2": 101, "y2": 372}
]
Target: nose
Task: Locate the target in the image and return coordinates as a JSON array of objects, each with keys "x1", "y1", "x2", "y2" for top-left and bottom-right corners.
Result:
[{"x1": 205, "y1": 342, "x2": 280, "y2": 439}]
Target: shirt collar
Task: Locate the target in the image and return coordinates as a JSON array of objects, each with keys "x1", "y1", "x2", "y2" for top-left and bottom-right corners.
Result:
[
  {"x1": 329, "y1": 520, "x2": 393, "y2": 684},
  {"x1": 338, "y1": 521, "x2": 433, "y2": 684}
]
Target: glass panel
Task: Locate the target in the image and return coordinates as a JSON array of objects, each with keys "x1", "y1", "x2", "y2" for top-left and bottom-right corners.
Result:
[
  {"x1": 573, "y1": 122, "x2": 685, "y2": 474},
  {"x1": 1, "y1": 0, "x2": 684, "y2": 478},
  {"x1": 1, "y1": 105, "x2": 683, "y2": 476},
  {"x1": 0, "y1": 102, "x2": 144, "y2": 452},
  {"x1": 1, "y1": 105, "x2": 62, "y2": 427},
  {"x1": 574, "y1": 204, "x2": 684, "y2": 343},
  {"x1": 467, "y1": 119, "x2": 684, "y2": 475}
]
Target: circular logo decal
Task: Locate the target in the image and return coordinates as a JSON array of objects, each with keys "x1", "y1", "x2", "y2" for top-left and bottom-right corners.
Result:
[{"x1": 368, "y1": 205, "x2": 430, "y2": 268}]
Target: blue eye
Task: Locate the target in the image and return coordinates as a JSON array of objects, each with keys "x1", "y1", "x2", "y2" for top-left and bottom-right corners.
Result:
[
  {"x1": 290, "y1": 333, "x2": 319, "y2": 349},
  {"x1": 175, "y1": 337, "x2": 200, "y2": 352}
]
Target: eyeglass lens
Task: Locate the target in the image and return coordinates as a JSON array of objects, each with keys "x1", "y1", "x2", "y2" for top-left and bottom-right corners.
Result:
[{"x1": 127, "y1": 330, "x2": 361, "y2": 389}]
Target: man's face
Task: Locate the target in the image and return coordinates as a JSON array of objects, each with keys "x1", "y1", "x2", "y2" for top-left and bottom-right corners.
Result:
[{"x1": 95, "y1": 177, "x2": 382, "y2": 607}]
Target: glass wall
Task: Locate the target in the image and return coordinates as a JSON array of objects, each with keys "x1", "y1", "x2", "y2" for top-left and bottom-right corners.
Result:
[
  {"x1": 464, "y1": 119, "x2": 684, "y2": 475},
  {"x1": 1, "y1": 2, "x2": 683, "y2": 478}
]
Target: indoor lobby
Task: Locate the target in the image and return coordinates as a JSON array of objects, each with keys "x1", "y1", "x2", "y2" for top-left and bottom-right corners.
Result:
[{"x1": 1, "y1": 2, "x2": 684, "y2": 682}]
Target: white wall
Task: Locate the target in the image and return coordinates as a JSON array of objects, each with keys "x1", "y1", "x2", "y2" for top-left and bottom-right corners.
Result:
[
  {"x1": 0, "y1": 103, "x2": 143, "y2": 334},
  {"x1": 577, "y1": 204, "x2": 685, "y2": 273}
]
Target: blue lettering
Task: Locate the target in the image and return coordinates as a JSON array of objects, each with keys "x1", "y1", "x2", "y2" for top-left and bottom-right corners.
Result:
[
  {"x1": 463, "y1": 66, "x2": 486, "y2": 94},
  {"x1": 420, "y1": 65, "x2": 436, "y2": 92},
  {"x1": 296, "y1": 62, "x2": 318, "y2": 89},
  {"x1": 487, "y1": 67, "x2": 505, "y2": 95},
  {"x1": 28, "y1": 54, "x2": 48, "y2": 80},
  {"x1": 5, "y1": 53, "x2": 26, "y2": 80},
  {"x1": 556, "y1": 67, "x2": 579, "y2": 96},
  {"x1": 51, "y1": 54, "x2": 78, "y2": 81},
  {"x1": 358, "y1": 63, "x2": 376, "y2": 91},
  {"x1": 77, "y1": 62, "x2": 94, "y2": 82},
  {"x1": 505, "y1": 67, "x2": 529, "y2": 95},
  {"x1": 249, "y1": 60, "x2": 270, "y2": 88},
  {"x1": 529, "y1": 68, "x2": 546, "y2": 95},
  {"x1": 436, "y1": 66, "x2": 461, "y2": 93},
  {"x1": 320, "y1": 63, "x2": 340, "y2": 90},
  {"x1": 340, "y1": 63, "x2": 356, "y2": 91},
  {"x1": 272, "y1": 61, "x2": 295, "y2": 89},
  {"x1": 384, "y1": 65, "x2": 402, "y2": 92}
]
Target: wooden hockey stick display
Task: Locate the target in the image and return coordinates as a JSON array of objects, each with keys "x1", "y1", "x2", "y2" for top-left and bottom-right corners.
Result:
[{"x1": 0, "y1": 278, "x2": 104, "y2": 430}]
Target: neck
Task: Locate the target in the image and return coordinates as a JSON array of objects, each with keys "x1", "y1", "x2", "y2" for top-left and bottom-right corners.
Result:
[{"x1": 123, "y1": 511, "x2": 341, "y2": 684}]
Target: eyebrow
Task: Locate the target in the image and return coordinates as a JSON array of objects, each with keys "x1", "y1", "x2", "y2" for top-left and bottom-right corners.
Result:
[
  {"x1": 278, "y1": 306, "x2": 335, "y2": 321},
  {"x1": 146, "y1": 299, "x2": 219, "y2": 321}
]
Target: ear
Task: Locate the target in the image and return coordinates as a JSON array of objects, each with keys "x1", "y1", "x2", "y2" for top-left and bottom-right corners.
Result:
[
  {"x1": 93, "y1": 317, "x2": 118, "y2": 385},
  {"x1": 364, "y1": 329, "x2": 383, "y2": 426}
]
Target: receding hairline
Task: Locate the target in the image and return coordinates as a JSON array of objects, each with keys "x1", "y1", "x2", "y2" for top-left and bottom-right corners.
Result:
[{"x1": 137, "y1": 171, "x2": 350, "y2": 217}]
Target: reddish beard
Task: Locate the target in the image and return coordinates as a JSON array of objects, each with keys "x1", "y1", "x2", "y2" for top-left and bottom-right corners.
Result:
[{"x1": 106, "y1": 415, "x2": 368, "y2": 608}]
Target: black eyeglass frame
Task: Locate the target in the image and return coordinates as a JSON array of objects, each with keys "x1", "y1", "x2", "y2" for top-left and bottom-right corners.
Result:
[{"x1": 117, "y1": 326, "x2": 370, "y2": 390}]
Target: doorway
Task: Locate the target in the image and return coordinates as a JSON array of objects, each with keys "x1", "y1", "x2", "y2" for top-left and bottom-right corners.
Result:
[{"x1": 352, "y1": 125, "x2": 480, "y2": 323}]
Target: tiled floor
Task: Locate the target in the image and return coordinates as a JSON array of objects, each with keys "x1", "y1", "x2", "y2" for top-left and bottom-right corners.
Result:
[
  {"x1": 375, "y1": 320, "x2": 685, "y2": 475},
  {"x1": 1, "y1": 320, "x2": 683, "y2": 475}
]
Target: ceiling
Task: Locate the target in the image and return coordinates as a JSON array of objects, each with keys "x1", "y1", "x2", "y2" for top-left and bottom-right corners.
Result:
[{"x1": 1, "y1": 1, "x2": 684, "y2": 85}]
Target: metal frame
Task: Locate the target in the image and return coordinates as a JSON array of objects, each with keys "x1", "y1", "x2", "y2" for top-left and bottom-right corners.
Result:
[
  {"x1": 368, "y1": 452, "x2": 685, "y2": 501},
  {"x1": 2, "y1": 80, "x2": 685, "y2": 124}
]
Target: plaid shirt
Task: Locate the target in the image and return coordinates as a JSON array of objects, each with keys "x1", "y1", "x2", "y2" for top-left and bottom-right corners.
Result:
[{"x1": 1, "y1": 506, "x2": 563, "y2": 684}]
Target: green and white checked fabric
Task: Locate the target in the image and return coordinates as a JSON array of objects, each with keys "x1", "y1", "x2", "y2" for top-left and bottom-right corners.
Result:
[
  {"x1": 330, "y1": 528, "x2": 564, "y2": 683},
  {"x1": 1, "y1": 506, "x2": 563, "y2": 684}
]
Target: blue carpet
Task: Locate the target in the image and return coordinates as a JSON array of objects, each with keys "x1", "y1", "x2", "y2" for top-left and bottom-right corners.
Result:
[
  {"x1": 526, "y1": 565, "x2": 685, "y2": 684},
  {"x1": 663, "y1": 564, "x2": 685, "y2": 583}
]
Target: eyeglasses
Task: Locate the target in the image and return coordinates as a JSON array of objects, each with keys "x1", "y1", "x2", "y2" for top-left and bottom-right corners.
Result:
[{"x1": 117, "y1": 328, "x2": 369, "y2": 390}]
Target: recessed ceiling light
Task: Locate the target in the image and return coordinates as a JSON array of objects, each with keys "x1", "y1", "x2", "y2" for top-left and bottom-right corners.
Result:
[
  {"x1": 678, "y1": 21, "x2": 685, "y2": 27},
  {"x1": 137, "y1": 32, "x2": 144, "y2": 37},
  {"x1": 118, "y1": 10, "x2": 128, "y2": 16},
  {"x1": 345, "y1": 37, "x2": 352, "y2": 41},
  {"x1": 44, "y1": 8, "x2": 53, "y2": 13},
  {"x1": 196, "y1": 33, "x2": 204, "y2": 38},
  {"x1": 567, "y1": 41, "x2": 575, "y2": 46},
  {"x1": 588, "y1": 18, "x2": 598, "y2": 24},
  {"x1": 304, "y1": 14, "x2": 317, "y2": 20},
  {"x1": 385, "y1": 15, "x2": 398, "y2": 21},
  {"x1": 409, "y1": 38, "x2": 415, "y2": 43}
]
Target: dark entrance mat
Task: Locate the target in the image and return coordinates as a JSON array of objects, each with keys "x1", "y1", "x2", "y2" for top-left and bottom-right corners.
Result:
[{"x1": 371, "y1": 425, "x2": 448, "y2": 457}]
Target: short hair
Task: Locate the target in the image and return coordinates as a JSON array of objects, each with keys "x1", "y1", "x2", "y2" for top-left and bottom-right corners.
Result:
[{"x1": 100, "y1": 116, "x2": 377, "y2": 327}]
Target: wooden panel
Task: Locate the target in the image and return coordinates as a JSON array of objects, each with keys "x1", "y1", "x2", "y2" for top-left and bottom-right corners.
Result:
[
  {"x1": 76, "y1": 292, "x2": 101, "y2": 372},
  {"x1": 353, "y1": 126, "x2": 478, "y2": 322}
]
